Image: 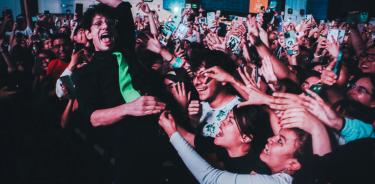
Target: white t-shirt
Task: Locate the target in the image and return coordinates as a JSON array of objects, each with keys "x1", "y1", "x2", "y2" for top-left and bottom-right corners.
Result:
[{"x1": 200, "y1": 96, "x2": 242, "y2": 137}]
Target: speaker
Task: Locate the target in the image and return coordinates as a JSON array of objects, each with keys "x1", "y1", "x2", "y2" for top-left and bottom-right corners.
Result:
[
  {"x1": 75, "y1": 3, "x2": 83, "y2": 17},
  {"x1": 287, "y1": 8, "x2": 293, "y2": 14}
]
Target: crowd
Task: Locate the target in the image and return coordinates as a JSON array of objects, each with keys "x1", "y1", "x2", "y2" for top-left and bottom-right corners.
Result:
[{"x1": 1, "y1": 0, "x2": 374, "y2": 183}]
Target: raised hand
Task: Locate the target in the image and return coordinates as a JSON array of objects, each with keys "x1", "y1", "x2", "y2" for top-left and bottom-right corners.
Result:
[
  {"x1": 280, "y1": 107, "x2": 322, "y2": 133},
  {"x1": 158, "y1": 111, "x2": 177, "y2": 137},
  {"x1": 260, "y1": 56, "x2": 278, "y2": 90},
  {"x1": 125, "y1": 96, "x2": 166, "y2": 116},
  {"x1": 188, "y1": 100, "x2": 201, "y2": 116},
  {"x1": 301, "y1": 89, "x2": 343, "y2": 130},
  {"x1": 136, "y1": 0, "x2": 151, "y2": 14},
  {"x1": 146, "y1": 35, "x2": 162, "y2": 54},
  {"x1": 202, "y1": 66, "x2": 234, "y2": 84},
  {"x1": 326, "y1": 35, "x2": 340, "y2": 58},
  {"x1": 320, "y1": 61, "x2": 337, "y2": 86},
  {"x1": 270, "y1": 92, "x2": 305, "y2": 111},
  {"x1": 205, "y1": 33, "x2": 225, "y2": 51},
  {"x1": 237, "y1": 67, "x2": 273, "y2": 106},
  {"x1": 170, "y1": 82, "x2": 191, "y2": 109}
]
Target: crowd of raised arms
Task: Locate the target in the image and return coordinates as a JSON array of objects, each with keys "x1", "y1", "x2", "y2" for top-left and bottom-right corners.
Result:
[{"x1": 0, "y1": 0, "x2": 374, "y2": 184}]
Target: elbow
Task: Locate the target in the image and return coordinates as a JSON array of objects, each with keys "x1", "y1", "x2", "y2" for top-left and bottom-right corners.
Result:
[{"x1": 90, "y1": 114, "x2": 102, "y2": 127}]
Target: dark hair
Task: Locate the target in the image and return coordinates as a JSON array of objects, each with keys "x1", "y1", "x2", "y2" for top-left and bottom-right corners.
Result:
[
  {"x1": 81, "y1": 3, "x2": 114, "y2": 30},
  {"x1": 289, "y1": 128, "x2": 314, "y2": 184},
  {"x1": 333, "y1": 99, "x2": 375, "y2": 122},
  {"x1": 232, "y1": 105, "x2": 273, "y2": 154},
  {"x1": 190, "y1": 50, "x2": 237, "y2": 75},
  {"x1": 51, "y1": 33, "x2": 70, "y2": 44},
  {"x1": 350, "y1": 73, "x2": 375, "y2": 99}
]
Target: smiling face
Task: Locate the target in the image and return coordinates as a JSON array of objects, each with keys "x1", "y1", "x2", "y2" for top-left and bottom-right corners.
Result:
[
  {"x1": 214, "y1": 111, "x2": 245, "y2": 148},
  {"x1": 347, "y1": 77, "x2": 374, "y2": 107},
  {"x1": 260, "y1": 129, "x2": 301, "y2": 173},
  {"x1": 85, "y1": 14, "x2": 116, "y2": 51},
  {"x1": 193, "y1": 66, "x2": 221, "y2": 102},
  {"x1": 358, "y1": 49, "x2": 375, "y2": 74}
]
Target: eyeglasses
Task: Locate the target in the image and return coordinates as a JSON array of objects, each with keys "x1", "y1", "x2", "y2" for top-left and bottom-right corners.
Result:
[
  {"x1": 348, "y1": 83, "x2": 373, "y2": 96},
  {"x1": 359, "y1": 53, "x2": 375, "y2": 62}
]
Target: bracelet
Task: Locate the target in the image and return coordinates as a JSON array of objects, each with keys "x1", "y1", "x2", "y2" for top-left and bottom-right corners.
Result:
[
  {"x1": 172, "y1": 57, "x2": 184, "y2": 69},
  {"x1": 166, "y1": 56, "x2": 174, "y2": 63}
]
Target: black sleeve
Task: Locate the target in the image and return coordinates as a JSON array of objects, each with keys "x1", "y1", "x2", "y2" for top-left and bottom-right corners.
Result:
[
  {"x1": 113, "y1": 2, "x2": 136, "y2": 53},
  {"x1": 72, "y1": 67, "x2": 102, "y2": 124},
  {"x1": 194, "y1": 133, "x2": 217, "y2": 154}
]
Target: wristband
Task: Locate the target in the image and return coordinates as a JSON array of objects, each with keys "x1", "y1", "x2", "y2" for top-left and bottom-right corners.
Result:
[{"x1": 172, "y1": 57, "x2": 184, "y2": 69}]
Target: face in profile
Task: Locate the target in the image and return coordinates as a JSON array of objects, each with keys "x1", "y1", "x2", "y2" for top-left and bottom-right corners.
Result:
[
  {"x1": 86, "y1": 14, "x2": 116, "y2": 51},
  {"x1": 260, "y1": 129, "x2": 301, "y2": 173},
  {"x1": 214, "y1": 111, "x2": 248, "y2": 148}
]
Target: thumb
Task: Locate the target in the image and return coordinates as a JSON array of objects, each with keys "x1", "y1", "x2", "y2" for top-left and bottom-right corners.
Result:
[
  {"x1": 326, "y1": 61, "x2": 336, "y2": 71},
  {"x1": 237, "y1": 101, "x2": 252, "y2": 108}
]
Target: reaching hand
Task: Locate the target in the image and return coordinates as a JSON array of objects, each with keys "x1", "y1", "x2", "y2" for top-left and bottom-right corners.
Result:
[
  {"x1": 270, "y1": 92, "x2": 305, "y2": 111},
  {"x1": 146, "y1": 35, "x2": 162, "y2": 54},
  {"x1": 158, "y1": 111, "x2": 177, "y2": 137},
  {"x1": 136, "y1": 1, "x2": 151, "y2": 14},
  {"x1": 188, "y1": 100, "x2": 201, "y2": 116},
  {"x1": 202, "y1": 66, "x2": 234, "y2": 84},
  {"x1": 260, "y1": 56, "x2": 278, "y2": 90},
  {"x1": 205, "y1": 33, "x2": 225, "y2": 51},
  {"x1": 326, "y1": 35, "x2": 340, "y2": 58},
  {"x1": 170, "y1": 82, "x2": 191, "y2": 109},
  {"x1": 320, "y1": 61, "x2": 337, "y2": 86},
  {"x1": 280, "y1": 106, "x2": 324, "y2": 134},
  {"x1": 125, "y1": 96, "x2": 166, "y2": 116},
  {"x1": 301, "y1": 89, "x2": 343, "y2": 130},
  {"x1": 237, "y1": 67, "x2": 272, "y2": 106}
]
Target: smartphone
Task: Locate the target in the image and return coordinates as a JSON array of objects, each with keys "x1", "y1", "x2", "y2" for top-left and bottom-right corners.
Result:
[
  {"x1": 284, "y1": 31, "x2": 297, "y2": 55},
  {"x1": 337, "y1": 29, "x2": 346, "y2": 44},
  {"x1": 306, "y1": 14, "x2": 313, "y2": 23},
  {"x1": 207, "y1": 12, "x2": 216, "y2": 28},
  {"x1": 185, "y1": 4, "x2": 191, "y2": 9},
  {"x1": 308, "y1": 83, "x2": 323, "y2": 95},
  {"x1": 226, "y1": 35, "x2": 241, "y2": 55},
  {"x1": 327, "y1": 29, "x2": 339, "y2": 43}
]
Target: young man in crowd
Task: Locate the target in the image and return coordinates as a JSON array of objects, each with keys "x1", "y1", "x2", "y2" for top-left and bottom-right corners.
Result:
[{"x1": 73, "y1": 0, "x2": 170, "y2": 183}]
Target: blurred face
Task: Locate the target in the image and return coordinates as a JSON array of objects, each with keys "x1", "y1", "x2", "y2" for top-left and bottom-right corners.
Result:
[
  {"x1": 347, "y1": 77, "x2": 374, "y2": 107},
  {"x1": 193, "y1": 66, "x2": 221, "y2": 102},
  {"x1": 214, "y1": 111, "x2": 244, "y2": 148},
  {"x1": 301, "y1": 76, "x2": 320, "y2": 91},
  {"x1": 86, "y1": 14, "x2": 116, "y2": 51},
  {"x1": 43, "y1": 39, "x2": 52, "y2": 50},
  {"x1": 52, "y1": 38, "x2": 71, "y2": 61},
  {"x1": 358, "y1": 48, "x2": 375, "y2": 74},
  {"x1": 74, "y1": 28, "x2": 88, "y2": 45},
  {"x1": 260, "y1": 129, "x2": 300, "y2": 173},
  {"x1": 37, "y1": 53, "x2": 50, "y2": 70}
]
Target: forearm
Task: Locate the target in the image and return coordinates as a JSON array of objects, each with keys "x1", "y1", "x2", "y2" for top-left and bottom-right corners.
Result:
[
  {"x1": 255, "y1": 43, "x2": 298, "y2": 83},
  {"x1": 177, "y1": 126, "x2": 196, "y2": 147},
  {"x1": 311, "y1": 125, "x2": 332, "y2": 156},
  {"x1": 90, "y1": 103, "x2": 128, "y2": 127},
  {"x1": 60, "y1": 99, "x2": 74, "y2": 128},
  {"x1": 230, "y1": 79, "x2": 249, "y2": 100},
  {"x1": 148, "y1": 13, "x2": 158, "y2": 37}
]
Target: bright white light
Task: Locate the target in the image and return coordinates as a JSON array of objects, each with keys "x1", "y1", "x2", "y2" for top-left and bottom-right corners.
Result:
[{"x1": 173, "y1": 6, "x2": 179, "y2": 14}]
